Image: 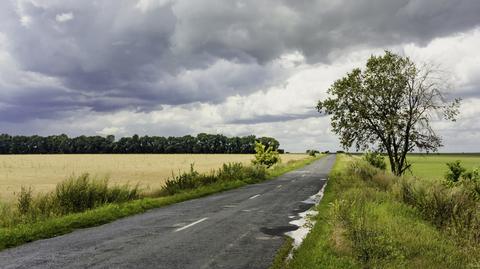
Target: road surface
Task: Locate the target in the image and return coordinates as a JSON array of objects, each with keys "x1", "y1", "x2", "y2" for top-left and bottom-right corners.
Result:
[{"x1": 0, "y1": 155, "x2": 336, "y2": 269}]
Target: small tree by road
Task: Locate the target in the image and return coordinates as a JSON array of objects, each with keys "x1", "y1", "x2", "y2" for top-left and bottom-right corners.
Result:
[
  {"x1": 317, "y1": 51, "x2": 460, "y2": 176},
  {"x1": 252, "y1": 141, "x2": 280, "y2": 168}
]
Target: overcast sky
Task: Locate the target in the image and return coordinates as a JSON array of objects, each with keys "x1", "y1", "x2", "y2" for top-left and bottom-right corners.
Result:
[{"x1": 1, "y1": 0, "x2": 479, "y2": 152}]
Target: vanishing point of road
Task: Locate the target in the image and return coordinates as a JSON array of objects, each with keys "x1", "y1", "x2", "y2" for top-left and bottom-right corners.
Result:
[{"x1": 0, "y1": 155, "x2": 336, "y2": 269}]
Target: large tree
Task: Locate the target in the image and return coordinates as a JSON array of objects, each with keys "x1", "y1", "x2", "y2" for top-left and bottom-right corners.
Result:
[{"x1": 317, "y1": 51, "x2": 460, "y2": 176}]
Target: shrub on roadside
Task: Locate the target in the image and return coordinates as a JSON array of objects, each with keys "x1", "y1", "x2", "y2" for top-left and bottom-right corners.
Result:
[
  {"x1": 399, "y1": 173, "x2": 480, "y2": 244},
  {"x1": 54, "y1": 173, "x2": 139, "y2": 214},
  {"x1": 445, "y1": 160, "x2": 466, "y2": 182},
  {"x1": 306, "y1": 149, "x2": 319, "y2": 157},
  {"x1": 162, "y1": 162, "x2": 268, "y2": 195},
  {"x1": 331, "y1": 198, "x2": 399, "y2": 267},
  {"x1": 17, "y1": 187, "x2": 33, "y2": 215},
  {"x1": 363, "y1": 151, "x2": 386, "y2": 170},
  {"x1": 0, "y1": 174, "x2": 140, "y2": 228},
  {"x1": 252, "y1": 141, "x2": 281, "y2": 168}
]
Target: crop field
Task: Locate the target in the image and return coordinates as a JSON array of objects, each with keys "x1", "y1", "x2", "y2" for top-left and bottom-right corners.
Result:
[
  {"x1": 0, "y1": 154, "x2": 307, "y2": 202},
  {"x1": 405, "y1": 154, "x2": 480, "y2": 180}
]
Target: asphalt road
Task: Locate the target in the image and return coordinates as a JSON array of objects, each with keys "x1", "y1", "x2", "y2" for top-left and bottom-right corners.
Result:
[{"x1": 0, "y1": 155, "x2": 336, "y2": 269}]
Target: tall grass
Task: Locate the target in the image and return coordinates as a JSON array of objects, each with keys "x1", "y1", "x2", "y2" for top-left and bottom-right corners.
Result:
[
  {"x1": 399, "y1": 176, "x2": 480, "y2": 244},
  {"x1": 0, "y1": 174, "x2": 139, "y2": 228},
  {"x1": 161, "y1": 162, "x2": 267, "y2": 195}
]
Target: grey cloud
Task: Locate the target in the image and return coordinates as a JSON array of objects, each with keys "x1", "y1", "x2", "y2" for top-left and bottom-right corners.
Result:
[
  {"x1": 1, "y1": 0, "x2": 480, "y2": 122},
  {"x1": 227, "y1": 111, "x2": 320, "y2": 125}
]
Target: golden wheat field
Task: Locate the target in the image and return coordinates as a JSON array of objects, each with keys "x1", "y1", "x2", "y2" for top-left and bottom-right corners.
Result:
[{"x1": 0, "y1": 154, "x2": 307, "y2": 202}]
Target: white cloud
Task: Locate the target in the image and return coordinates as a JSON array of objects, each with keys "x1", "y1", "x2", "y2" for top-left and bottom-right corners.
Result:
[
  {"x1": 20, "y1": 16, "x2": 32, "y2": 27},
  {"x1": 135, "y1": 0, "x2": 171, "y2": 12},
  {"x1": 55, "y1": 12, "x2": 74, "y2": 23}
]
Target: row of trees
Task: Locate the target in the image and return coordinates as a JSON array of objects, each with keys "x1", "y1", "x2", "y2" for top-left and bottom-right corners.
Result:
[{"x1": 0, "y1": 133, "x2": 281, "y2": 154}]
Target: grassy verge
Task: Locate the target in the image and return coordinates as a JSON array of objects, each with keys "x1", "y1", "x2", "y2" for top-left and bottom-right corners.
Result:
[
  {"x1": 284, "y1": 154, "x2": 479, "y2": 269},
  {"x1": 0, "y1": 155, "x2": 322, "y2": 251},
  {"x1": 270, "y1": 237, "x2": 294, "y2": 269}
]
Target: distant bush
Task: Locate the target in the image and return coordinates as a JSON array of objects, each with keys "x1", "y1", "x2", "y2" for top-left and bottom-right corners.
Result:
[
  {"x1": 252, "y1": 142, "x2": 281, "y2": 168},
  {"x1": 306, "y1": 149, "x2": 320, "y2": 157},
  {"x1": 445, "y1": 160, "x2": 466, "y2": 182},
  {"x1": 363, "y1": 152, "x2": 386, "y2": 170}
]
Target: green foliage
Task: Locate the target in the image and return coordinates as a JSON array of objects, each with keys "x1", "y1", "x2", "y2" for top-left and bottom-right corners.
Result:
[
  {"x1": 317, "y1": 51, "x2": 460, "y2": 176},
  {"x1": 363, "y1": 151, "x2": 386, "y2": 170},
  {"x1": 162, "y1": 162, "x2": 268, "y2": 195},
  {"x1": 462, "y1": 167, "x2": 480, "y2": 181},
  {"x1": 331, "y1": 198, "x2": 401, "y2": 266},
  {"x1": 306, "y1": 149, "x2": 319, "y2": 157},
  {"x1": 54, "y1": 174, "x2": 139, "y2": 214},
  {"x1": 17, "y1": 187, "x2": 33, "y2": 215},
  {"x1": 445, "y1": 160, "x2": 466, "y2": 182},
  {"x1": 252, "y1": 141, "x2": 281, "y2": 168}
]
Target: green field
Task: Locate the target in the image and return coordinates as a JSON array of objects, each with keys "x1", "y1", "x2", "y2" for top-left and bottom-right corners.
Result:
[{"x1": 384, "y1": 154, "x2": 480, "y2": 180}]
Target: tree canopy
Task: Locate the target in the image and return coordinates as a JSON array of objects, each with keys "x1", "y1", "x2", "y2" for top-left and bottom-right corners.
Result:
[
  {"x1": 317, "y1": 51, "x2": 460, "y2": 175},
  {"x1": 0, "y1": 133, "x2": 280, "y2": 155}
]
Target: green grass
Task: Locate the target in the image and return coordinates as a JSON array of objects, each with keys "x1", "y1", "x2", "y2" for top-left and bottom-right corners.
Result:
[
  {"x1": 0, "y1": 156, "x2": 323, "y2": 251},
  {"x1": 392, "y1": 154, "x2": 480, "y2": 180},
  {"x1": 285, "y1": 155, "x2": 478, "y2": 269},
  {"x1": 269, "y1": 237, "x2": 294, "y2": 269}
]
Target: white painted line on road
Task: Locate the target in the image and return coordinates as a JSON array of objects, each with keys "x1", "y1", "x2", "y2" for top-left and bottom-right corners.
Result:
[
  {"x1": 249, "y1": 194, "x2": 261, "y2": 200},
  {"x1": 276, "y1": 185, "x2": 283, "y2": 188},
  {"x1": 175, "y1": 217, "x2": 208, "y2": 232}
]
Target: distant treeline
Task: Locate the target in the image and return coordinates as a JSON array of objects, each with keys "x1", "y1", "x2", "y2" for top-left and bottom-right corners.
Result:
[{"x1": 0, "y1": 133, "x2": 281, "y2": 154}]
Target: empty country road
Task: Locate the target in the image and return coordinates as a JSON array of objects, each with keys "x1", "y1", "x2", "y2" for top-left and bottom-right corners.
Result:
[{"x1": 0, "y1": 155, "x2": 336, "y2": 269}]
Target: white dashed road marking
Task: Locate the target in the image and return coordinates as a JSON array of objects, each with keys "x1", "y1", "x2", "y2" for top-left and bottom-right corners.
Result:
[
  {"x1": 175, "y1": 218, "x2": 208, "y2": 232},
  {"x1": 249, "y1": 194, "x2": 261, "y2": 200}
]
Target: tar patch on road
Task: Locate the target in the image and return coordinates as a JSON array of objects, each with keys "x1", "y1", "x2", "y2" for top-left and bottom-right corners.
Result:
[
  {"x1": 292, "y1": 203, "x2": 312, "y2": 214},
  {"x1": 260, "y1": 225, "x2": 298, "y2": 236}
]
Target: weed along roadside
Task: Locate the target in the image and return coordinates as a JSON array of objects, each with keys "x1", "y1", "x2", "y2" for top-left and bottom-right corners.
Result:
[
  {"x1": 0, "y1": 155, "x2": 323, "y2": 251},
  {"x1": 275, "y1": 154, "x2": 480, "y2": 269}
]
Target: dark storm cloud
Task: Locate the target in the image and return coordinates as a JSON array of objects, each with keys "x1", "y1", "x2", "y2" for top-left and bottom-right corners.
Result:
[{"x1": 1, "y1": 0, "x2": 480, "y2": 122}]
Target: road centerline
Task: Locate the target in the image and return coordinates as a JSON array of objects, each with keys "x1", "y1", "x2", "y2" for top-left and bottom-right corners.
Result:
[
  {"x1": 249, "y1": 194, "x2": 261, "y2": 200},
  {"x1": 175, "y1": 218, "x2": 208, "y2": 232}
]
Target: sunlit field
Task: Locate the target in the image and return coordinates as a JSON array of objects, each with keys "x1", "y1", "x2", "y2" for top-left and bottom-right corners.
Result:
[
  {"x1": 0, "y1": 154, "x2": 307, "y2": 202},
  {"x1": 405, "y1": 154, "x2": 480, "y2": 180}
]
